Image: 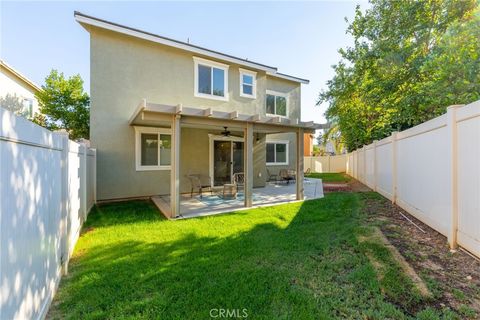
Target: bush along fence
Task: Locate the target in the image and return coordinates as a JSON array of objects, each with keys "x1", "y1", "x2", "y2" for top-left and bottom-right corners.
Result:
[
  {"x1": 0, "y1": 108, "x2": 96, "y2": 320},
  {"x1": 345, "y1": 100, "x2": 480, "y2": 258}
]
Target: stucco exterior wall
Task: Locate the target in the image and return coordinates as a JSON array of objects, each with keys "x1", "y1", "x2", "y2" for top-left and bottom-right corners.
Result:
[
  {"x1": 0, "y1": 68, "x2": 40, "y2": 117},
  {"x1": 265, "y1": 132, "x2": 298, "y2": 176},
  {"x1": 89, "y1": 27, "x2": 301, "y2": 200}
]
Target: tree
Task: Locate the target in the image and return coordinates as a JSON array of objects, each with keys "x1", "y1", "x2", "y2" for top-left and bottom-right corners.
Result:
[
  {"x1": 0, "y1": 93, "x2": 30, "y2": 118},
  {"x1": 35, "y1": 70, "x2": 90, "y2": 140},
  {"x1": 318, "y1": 0, "x2": 479, "y2": 151}
]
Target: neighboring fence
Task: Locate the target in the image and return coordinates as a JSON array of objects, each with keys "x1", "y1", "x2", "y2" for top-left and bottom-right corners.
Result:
[
  {"x1": 346, "y1": 100, "x2": 480, "y2": 258},
  {"x1": 0, "y1": 108, "x2": 96, "y2": 320},
  {"x1": 304, "y1": 154, "x2": 347, "y2": 173}
]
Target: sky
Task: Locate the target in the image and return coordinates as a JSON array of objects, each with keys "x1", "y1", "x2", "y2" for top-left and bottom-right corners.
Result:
[{"x1": 0, "y1": 1, "x2": 366, "y2": 127}]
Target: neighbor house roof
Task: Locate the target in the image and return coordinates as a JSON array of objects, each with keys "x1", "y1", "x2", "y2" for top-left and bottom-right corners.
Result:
[
  {"x1": 0, "y1": 60, "x2": 42, "y2": 93},
  {"x1": 74, "y1": 11, "x2": 309, "y2": 84}
]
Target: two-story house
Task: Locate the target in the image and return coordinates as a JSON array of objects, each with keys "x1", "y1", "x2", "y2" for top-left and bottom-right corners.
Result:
[
  {"x1": 0, "y1": 60, "x2": 42, "y2": 119},
  {"x1": 75, "y1": 12, "x2": 323, "y2": 218}
]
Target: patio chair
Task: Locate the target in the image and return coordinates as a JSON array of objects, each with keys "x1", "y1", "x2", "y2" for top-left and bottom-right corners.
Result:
[
  {"x1": 186, "y1": 174, "x2": 212, "y2": 198},
  {"x1": 279, "y1": 169, "x2": 295, "y2": 185},
  {"x1": 232, "y1": 172, "x2": 245, "y2": 192},
  {"x1": 287, "y1": 169, "x2": 297, "y2": 183},
  {"x1": 266, "y1": 168, "x2": 278, "y2": 182},
  {"x1": 214, "y1": 183, "x2": 237, "y2": 200}
]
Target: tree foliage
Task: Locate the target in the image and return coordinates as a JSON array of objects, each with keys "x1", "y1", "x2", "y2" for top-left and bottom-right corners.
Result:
[
  {"x1": 318, "y1": 0, "x2": 479, "y2": 151},
  {"x1": 34, "y1": 70, "x2": 90, "y2": 140}
]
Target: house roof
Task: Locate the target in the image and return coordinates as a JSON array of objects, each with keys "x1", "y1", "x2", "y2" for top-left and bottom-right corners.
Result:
[
  {"x1": 0, "y1": 60, "x2": 42, "y2": 93},
  {"x1": 74, "y1": 11, "x2": 309, "y2": 84}
]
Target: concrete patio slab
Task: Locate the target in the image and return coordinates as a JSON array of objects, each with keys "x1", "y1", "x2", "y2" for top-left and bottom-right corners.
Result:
[{"x1": 152, "y1": 178, "x2": 324, "y2": 219}]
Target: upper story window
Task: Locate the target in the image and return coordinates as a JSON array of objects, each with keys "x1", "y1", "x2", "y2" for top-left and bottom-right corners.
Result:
[
  {"x1": 22, "y1": 98, "x2": 33, "y2": 117},
  {"x1": 266, "y1": 90, "x2": 287, "y2": 117},
  {"x1": 135, "y1": 126, "x2": 171, "y2": 171},
  {"x1": 239, "y1": 69, "x2": 256, "y2": 98},
  {"x1": 193, "y1": 57, "x2": 229, "y2": 101}
]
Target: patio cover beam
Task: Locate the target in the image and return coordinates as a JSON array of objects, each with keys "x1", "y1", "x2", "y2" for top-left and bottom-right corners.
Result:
[{"x1": 129, "y1": 99, "x2": 328, "y2": 132}]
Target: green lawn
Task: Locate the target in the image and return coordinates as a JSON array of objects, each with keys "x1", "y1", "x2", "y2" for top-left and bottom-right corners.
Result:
[
  {"x1": 50, "y1": 193, "x2": 435, "y2": 319},
  {"x1": 305, "y1": 172, "x2": 351, "y2": 183}
]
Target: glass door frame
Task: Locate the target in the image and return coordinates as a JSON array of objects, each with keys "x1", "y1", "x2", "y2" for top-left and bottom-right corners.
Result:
[{"x1": 208, "y1": 134, "x2": 245, "y2": 187}]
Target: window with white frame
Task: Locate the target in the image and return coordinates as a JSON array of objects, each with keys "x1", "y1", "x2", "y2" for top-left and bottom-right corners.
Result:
[
  {"x1": 266, "y1": 141, "x2": 288, "y2": 165},
  {"x1": 194, "y1": 57, "x2": 229, "y2": 100},
  {"x1": 239, "y1": 69, "x2": 256, "y2": 98},
  {"x1": 22, "y1": 98, "x2": 33, "y2": 117},
  {"x1": 135, "y1": 127, "x2": 171, "y2": 170},
  {"x1": 266, "y1": 91, "x2": 287, "y2": 117}
]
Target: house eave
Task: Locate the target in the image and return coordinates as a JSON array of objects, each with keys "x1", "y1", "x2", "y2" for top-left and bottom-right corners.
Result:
[
  {"x1": 74, "y1": 11, "x2": 309, "y2": 84},
  {"x1": 74, "y1": 11, "x2": 278, "y2": 73}
]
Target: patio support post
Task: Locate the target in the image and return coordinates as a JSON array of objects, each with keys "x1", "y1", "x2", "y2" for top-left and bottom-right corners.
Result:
[
  {"x1": 244, "y1": 123, "x2": 253, "y2": 207},
  {"x1": 296, "y1": 128, "x2": 304, "y2": 200},
  {"x1": 170, "y1": 114, "x2": 181, "y2": 218}
]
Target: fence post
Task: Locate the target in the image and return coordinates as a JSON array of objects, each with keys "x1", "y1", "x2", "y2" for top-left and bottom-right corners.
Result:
[
  {"x1": 373, "y1": 140, "x2": 378, "y2": 191},
  {"x1": 56, "y1": 130, "x2": 69, "y2": 275},
  {"x1": 81, "y1": 143, "x2": 88, "y2": 221},
  {"x1": 391, "y1": 132, "x2": 399, "y2": 204},
  {"x1": 92, "y1": 148, "x2": 97, "y2": 204},
  {"x1": 447, "y1": 105, "x2": 461, "y2": 249},
  {"x1": 363, "y1": 146, "x2": 367, "y2": 183}
]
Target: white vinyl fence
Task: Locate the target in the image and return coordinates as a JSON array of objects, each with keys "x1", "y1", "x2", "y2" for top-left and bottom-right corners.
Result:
[
  {"x1": 346, "y1": 100, "x2": 480, "y2": 258},
  {"x1": 304, "y1": 154, "x2": 347, "y2": 173},
  {"x1": 0, "y1": 108, "x2": 96, "y2": 320}
]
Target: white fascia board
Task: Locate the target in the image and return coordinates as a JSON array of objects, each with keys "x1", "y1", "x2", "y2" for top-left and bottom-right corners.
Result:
[{"x1": 267, "y1": 72, "x2": 310, "y2": 84}]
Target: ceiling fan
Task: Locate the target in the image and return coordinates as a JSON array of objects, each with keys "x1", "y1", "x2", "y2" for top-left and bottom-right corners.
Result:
[{"x1": 221, "y1": 126, "x2": 231, "y2": 137}]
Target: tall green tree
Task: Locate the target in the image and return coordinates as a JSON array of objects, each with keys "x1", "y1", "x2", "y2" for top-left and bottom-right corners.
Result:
[
  {"x1": 34, "y1": 70, "x2": 90, "y2": 140},
  {"x1": 319, "y1": 0, "x2": 479, "y2": 151}
]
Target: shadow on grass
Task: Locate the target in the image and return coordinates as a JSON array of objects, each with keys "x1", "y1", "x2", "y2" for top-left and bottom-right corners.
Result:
[{"x1": 52, "y1": 194, "x2": 427, "y2": 319}]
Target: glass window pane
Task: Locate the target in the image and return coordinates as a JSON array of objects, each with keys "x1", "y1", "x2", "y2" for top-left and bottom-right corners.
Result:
[
  {"x1": 141, "y1": 133, "x2": 158, "y2": 166},
  {"x1": 276, "y1": 144, "x2": 287, "y2": 163},
  {"x1": 159, "y1": 134, "x2": 171, "y2": 165},
  {"x1": 266, "y1": 94, "x2": 275, "y2": 114},
  {"x1": 212, "y1": 68, "x2": 225, "y2": 96},
  {"x1": 276, "y1": 96, "x2": 287, "y2": 116},
  {"x1": 242, "y1": 74, "x2": 253, "y2": 85},
  {"x1": 243, "y1": 84, "x2": 253, "y2": 95},
  {"x1": 266, "y1": 143, "x2": 275, "y2": 163},
  {"x1": 198, "y1": 65, "x2": 211, "y2": 94}
]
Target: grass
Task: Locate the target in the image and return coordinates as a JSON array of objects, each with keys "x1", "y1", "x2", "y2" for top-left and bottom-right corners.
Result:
[
  {"x1": 305, "y1": 172, "x2": 351, "y2": 183},
  {"x1": 50, "y1": 193, "x2": 436, "y2": 319}
]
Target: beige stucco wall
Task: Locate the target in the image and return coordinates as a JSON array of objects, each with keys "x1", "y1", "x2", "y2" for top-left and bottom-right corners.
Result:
[
  {"x1": 265, "y1": 132, "x2": 298, "y2": 176},
  {"x1": 89, "y1": 26, "x2": 301, "y2": 200},
  {"x1": 0, "y1": 68, "x2": 40, "y2": 117}
]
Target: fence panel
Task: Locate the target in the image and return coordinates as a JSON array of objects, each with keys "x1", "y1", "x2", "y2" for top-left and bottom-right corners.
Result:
[
  {"x1": 344, "y1": 100, "x2": 480, "y2": 258},
  {"x1": 396, "y1": 115, "x2": 451, "y2": 235},
  {"x1": 375, "y1": 137, "x2": 393, "y2": 200},
  {"x1": 365, "y1": 144, "x2": 375, "y2": 189},
  {"x1": 304, "y1": 155, "x2": 347, "y2": 173},
  {"x1": 0, "y1": 108, "x2": 96, "y2": 320},
  {"x1": 456, "y1": 101, "x2": 480, "y2": 256}
]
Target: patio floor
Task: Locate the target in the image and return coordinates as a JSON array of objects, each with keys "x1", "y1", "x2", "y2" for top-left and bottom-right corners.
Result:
[{"x1": 152, "y1": 178, "x2": 324, "y2": 219}]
